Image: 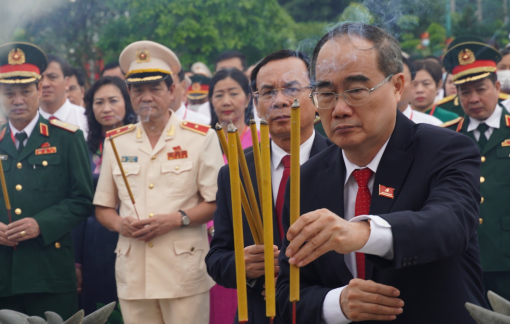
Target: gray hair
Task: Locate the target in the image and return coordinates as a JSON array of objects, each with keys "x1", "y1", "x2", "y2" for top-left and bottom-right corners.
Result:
[{"x1": 310, "y1": 23, "x2": 403, "y2": 82}]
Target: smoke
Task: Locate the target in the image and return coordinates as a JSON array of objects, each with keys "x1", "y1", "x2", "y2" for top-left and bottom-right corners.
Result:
[{"x1": 0, "y1": 0, "x2": 63, "y2": 44}]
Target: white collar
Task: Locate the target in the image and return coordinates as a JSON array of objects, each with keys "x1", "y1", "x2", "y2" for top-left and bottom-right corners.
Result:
[
  {"x1": 402, "y1": 105, "x2": 412, "y2": 119},
  {"x1": 467, "y1": 104, "x2": 502, "y2": 132},
  {"x1": 9, "y1": 111, "x2": 40, "y2": 137},
  {"x1": 342, "y1": 137, "x2": 391, "y2": 185},
  {"x1": 271, "y1": 130, "x2": 316, "y2": 170},
  {"x1": 174, "y1": 103, "x2": 186, "y2": 119},
  {"x1": 39, "y1": 99, "x2": 71, "y2": 121}
]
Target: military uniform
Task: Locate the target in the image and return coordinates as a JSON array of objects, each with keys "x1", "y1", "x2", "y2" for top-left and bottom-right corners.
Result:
[
  {"x1": 437, "y1": 92, "x2": 510, "y2": 116},
  {"x1": 93, "y1": 40, "x2": 223, "y2": 324},
  {"x1": 442, "y1": 36, "x2": 510, "y2": 301}
]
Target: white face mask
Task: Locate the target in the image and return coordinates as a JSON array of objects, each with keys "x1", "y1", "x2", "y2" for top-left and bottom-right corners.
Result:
[
  {"x1": 187, "y1": 104, "x2": 202, "y2": 112},
  {"x1": 421, "y1": 39, "x2": 430, "y2": 47},
  {"x1": 498, "y1": 70, "x2": 510, "y2": 90}
]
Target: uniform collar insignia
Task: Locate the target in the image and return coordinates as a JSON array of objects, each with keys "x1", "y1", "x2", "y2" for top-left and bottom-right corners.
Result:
[{"x1": 505, "y1": 115, "x2": 510, "y2": 128}]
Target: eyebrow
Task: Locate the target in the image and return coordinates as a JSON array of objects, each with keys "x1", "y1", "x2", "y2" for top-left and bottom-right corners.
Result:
[
  {"x1": 344, "y1": 75, "x2": 370, "y2": 84},
  {"x1": 259, "y1": 80, "x2": 300, "y2": 90},
  {"x1": 314, "y1": 80, "x2": 334, "y2": 89}
]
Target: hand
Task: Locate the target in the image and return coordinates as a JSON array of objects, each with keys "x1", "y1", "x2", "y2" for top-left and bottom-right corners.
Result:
[
  {"x1": 0, "y1": 222, "x2": 17, "y2": 247},
  {"x1": 245, "y1": 244, "x2": 279, "y2": 279},
  {"x1": 285, "y1": 208, "x2": 370, "y2": 267},
  {"x1": 76, "y1": 267, "x2": 83, "y2": 294},
  {"x1": 340, "y1": 279, "x2": 404, "y2": 322},
  {"x1": 6, "y1": 218, "x2": 40, "y2": 242},
  {"x1": 115, "y1": 216, "x2": 142, "y2": 238},
  {"x1": 131, "y1": 212, "x2": 181, "y2": 242}
]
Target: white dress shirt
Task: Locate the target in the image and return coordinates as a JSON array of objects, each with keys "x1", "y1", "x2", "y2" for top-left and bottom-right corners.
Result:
[
  {"x1": 39, "y1": 99, "x2": 88, "y2": 139},
  {"x1": 9, "y1": 112, "x2": 39, "y2": 149},
  {"x1": 467, "y1": 104, "x2": 501, "y2": 141},
  {"x1": 271, "y1": 131, "x2": 315, "y2": 204},
  {"x1": 174, "y1": 103, "x2": 210, "y2": 125},
  {"x1": 402, "y1": 105, "x2": 442, "y2": 126},
  {"x1": 322, "y1": 139, "x2": 394, "y2": 324},
  {"x1": 197, "y1": 102, "x2": 212, "y2": 124}
]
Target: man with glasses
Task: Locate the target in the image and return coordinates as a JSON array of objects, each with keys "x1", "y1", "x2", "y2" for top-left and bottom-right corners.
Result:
[
  {"x1": 277, "y1": 23, "x2": 486, "y2": 324},
  {"x1": 442, "y1": 37, "x2": 510, "y2": 303},
  {"x1": 206, "y1": 49, "x2": 331, "y2": 324}
]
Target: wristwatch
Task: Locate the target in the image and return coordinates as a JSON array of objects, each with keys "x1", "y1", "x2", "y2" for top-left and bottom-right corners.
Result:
[{"x1": 179, "y1": 210, "x2": 190, "y2": 227}]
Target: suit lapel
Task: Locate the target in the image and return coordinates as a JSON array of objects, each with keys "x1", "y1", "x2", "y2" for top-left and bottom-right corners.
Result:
[{"x1": 481, "y1": 111, "x2": 510, "y2": 155}]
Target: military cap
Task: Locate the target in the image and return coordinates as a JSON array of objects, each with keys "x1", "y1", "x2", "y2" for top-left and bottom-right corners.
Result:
[
  {"x1": 191, "y1": 62, "x2": 212, "y2": 78},
  {"x1": 443, "y1": 36, "x2": 501, "y2": 85},
  {"x1": 0, "y1": 42, "x2": 47, "y2": 84},
  {"x1": 119, "y1": 40, "x2": 181, "y2": 84},
  {"x1": 187, "y1": 74, "x2": 211, "y2": 100}
]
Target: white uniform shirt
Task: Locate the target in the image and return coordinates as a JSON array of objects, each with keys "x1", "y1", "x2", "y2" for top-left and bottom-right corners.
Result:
[
  {"x1": 467, "y1": 104, "x2": 502, "y2": 141},
  {"x1": 322, "y1": 139, "x2": 395, "y2": 324},
  {"x1": 174, "y1": 103, "x2": 210, "y2": 125},
  {"x1": 402, "y1": 105, "x2": 442, "y2": 126},
  {"x1": 9, "y1": 112, "x2": 39, "y2": 148},
  {"x1": 39, "y1": 99, "x2": 88, "y2": 139}
]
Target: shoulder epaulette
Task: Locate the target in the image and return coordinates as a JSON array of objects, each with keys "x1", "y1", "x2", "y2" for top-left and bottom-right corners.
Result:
[
  {"x1": 49, "y1": 119, "x2": 79, "y2": 132},
  {"x1": 106, "y1": 124, "x2": 136, "y2": 139},
  {"x1": 180, "y1": 121, "x2": 209, "y2": 135},
  {"x1": 500, "y1": 93, "x2": 510, "y2": 100},
  {"x1": 314, "y1": 116, "x2": 321, "y2": 124},
  {"x1": 440, "y1": 116, "x2": 463, "y2": 128},
  {"x1": 436, "y1": 94, "x2": 457, "y2": 106}
]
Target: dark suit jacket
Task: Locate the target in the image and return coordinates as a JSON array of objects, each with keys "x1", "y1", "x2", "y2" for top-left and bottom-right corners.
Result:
[
  {"x1": 206, "y1": 133, "x2": 331, "y2": 324},
  {"x1": 276, "y1": 111, "x2": 487, "y2": 324}
]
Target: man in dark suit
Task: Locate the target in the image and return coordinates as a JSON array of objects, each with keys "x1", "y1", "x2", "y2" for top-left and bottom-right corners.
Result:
[
  {"x1": 276, "y1": 23, "x2": 486, "y2": 324},
  {"x1": 206, "y1": 50, "x2": 331, "y2": 324},
  {"x1": 442, "y1": 37, "x2": 510, "y2": 303}
]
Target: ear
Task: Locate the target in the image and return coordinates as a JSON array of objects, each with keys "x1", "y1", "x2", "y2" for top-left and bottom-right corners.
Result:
[
  {"x1": 64, "y1": 76, "x2": 70, "y2": 91},
  {"x1": 495, "y1": 80, "x2": 501, "y2": 93},
  {"x1": 393, "y1": 73, "x2": 405, "y2": 103}
]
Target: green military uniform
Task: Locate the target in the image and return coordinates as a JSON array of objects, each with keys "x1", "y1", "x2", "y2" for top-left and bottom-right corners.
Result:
[
  {"x1": 422, "y1": 105, "x2": 459, "y2": 123},
  {"x1": 437, "y1": 92, "x2": 510, "y2": 116},
  {"x1": 442, "y1": 36, "x2": 510, "y2": 301},
  {"x1": 0, "y1": 43, "x2": 93, "y2": 319}
]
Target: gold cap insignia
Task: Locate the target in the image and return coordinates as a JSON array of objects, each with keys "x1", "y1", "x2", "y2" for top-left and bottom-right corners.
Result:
[
  {"x1": 191, "y1": 82, "x2": 201, "y2": 91},
  {"x1": 136, "y1": 50, "x2": 151, "y2": 63},
  {"x1": 458, "y1": 48, "x2": 475, "y2": 66},
  {"x1": 8, "y1": 49, "x2": 26, "y2": 65}
]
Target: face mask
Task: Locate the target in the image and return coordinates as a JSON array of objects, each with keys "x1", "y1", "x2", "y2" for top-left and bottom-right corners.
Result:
[
  {"x1": 498, "y1": 70, "x2": 510, "y2": 91},
  {"x1": 188, "y1": 104, "x2": 202, "y2": 112},
  {"x1": 421, "y1": 39, "x2": 430, "y2": 47}
]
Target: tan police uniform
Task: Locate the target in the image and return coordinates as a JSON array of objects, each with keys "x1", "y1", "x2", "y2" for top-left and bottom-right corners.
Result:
[{"x1": 93, "y1": 40, "x2": 223, "y2": 324}]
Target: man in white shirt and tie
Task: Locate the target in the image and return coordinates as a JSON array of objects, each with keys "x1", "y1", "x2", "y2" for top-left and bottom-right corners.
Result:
[{"x1": 39, "y1": 55, "x2": 88, "y2": 139}]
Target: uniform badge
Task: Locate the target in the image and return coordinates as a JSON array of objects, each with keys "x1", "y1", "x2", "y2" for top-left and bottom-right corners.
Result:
[
  {"x1": 0, "y1": 128, "x2": 5, "y2": 142},
  {"x1": 40, "y1": 142, "x2": 50, "y2": 148},
  {"x1": 458, "y1": 48, "x2": 475, "y2": 66},
  {"x1": 168, "y1": 146, "x2": 188, "y2": 160},
  {"x1": 8, "y1": 48, "x2": 26, "y2": 65},
  {"x1": 121, "y1": 156, "x2": 138, "y2": 162},
  {"x1": 0, "y1": 155, "x2": 8, "y2": 160},
  {"x1": 35, "y1": 147, "x2": 57, "y2": 155},
  {"x1": 136, "y1": 50, "x2": 151, "y2": 63},
  {"x1": 40, "y1": 123, "x2": 49, "y2": 137},
  {"x1": 502, "y1": 139, "x2": 510, "y2": 147},
  {"x1": 505, "y1": 115, "x2": 510, "y2": 128},
  {"x1": 379, "y1": 185, "x2": 395, "y2": 199}
]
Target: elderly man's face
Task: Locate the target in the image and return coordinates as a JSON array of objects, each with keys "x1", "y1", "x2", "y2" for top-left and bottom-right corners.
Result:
[{"x1": 314, "y1": 35, "x2": 403, "y2": 154}]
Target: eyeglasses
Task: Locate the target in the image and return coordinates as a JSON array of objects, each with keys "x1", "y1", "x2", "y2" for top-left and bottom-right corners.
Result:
[
  {"x1": 310, "y1": 74, "x2": 394, "y2": 109},
  {"x1": 254, "y1": 86, "x2": 312, "y2": 102}
]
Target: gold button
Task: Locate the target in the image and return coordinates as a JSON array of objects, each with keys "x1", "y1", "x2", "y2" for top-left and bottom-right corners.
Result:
[
  {"x1": 151, "y1": 155, "x2": 156, "y2": 160},
  {"x1": 148, "y1": 242, "x2": 154, "y2": 248},
  {"x1": 195, "y1": 125, "x2": 199, "y2": 129},
  {"x1": 479, "y1": 218, "x2": 483, "y2": 225},
  {"x1": 15, "y1": 185, "x2": 22, "y2": 191},
  {"x1": 149, "y1": 213, "x2": 154, "y2": 218},
  {"x1": 481, "y1": 197, "x2": 484, "y2": 203},
  {"x1": 191, "y1": 247, "x2": 195, "y2": 252},
  {"x1": 42, "y1": 161, "x2": 48, "y2": 167},
  {"x1": 15, "y1": 208, "x2": 21, "y2": 215},
  {"x1": 55, "y1": 242, "x2": 61, "y2": 249},
  {"x1": 481, "y1": 156, "x2": 486, "y2": 162},
  {"x1": 175, "y1": 166, "x2": 180, "y2": 170},
  {"x1": 16, "y1": 162, "x2": 22, "y2": 169},
  {"x1": 480, "y1": 176, "x2": 485, "y2": 183},
  {"x1": 149, "y1": 184, "x2": 154, "y2": 189}
]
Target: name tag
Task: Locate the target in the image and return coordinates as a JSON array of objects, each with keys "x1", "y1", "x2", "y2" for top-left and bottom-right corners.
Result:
[
  {"x1": 0, "y1": 155, "x2": 8, "y2": 160},
  {"x1": 379, "y1": 185, "x2": 395, "y2": 199},
  {"x1": 35, "y1": 147, "x2": 57, "y2": 155},
  {"x1": 121, "y1": 156, "x2": 138, "y2": 162}
]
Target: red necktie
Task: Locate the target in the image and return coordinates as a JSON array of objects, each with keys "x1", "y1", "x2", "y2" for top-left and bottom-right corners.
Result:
[
  {"x1": 352, "y1": 168, "x2": 374, "y2": 280},
  {"x1": 275, "y1": 155, "x2": 290, "y2": 240}
]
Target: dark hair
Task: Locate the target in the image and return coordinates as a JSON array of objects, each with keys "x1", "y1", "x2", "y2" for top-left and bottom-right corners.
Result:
[
  {"x1": 177, "y1": 69, "x2": 185, "y2": 82},
  {"x1": 402, "y1": 57, "x2": 416, "y2": 81},
  {"x1": 70, "y1": 67, "x2": 86, "y2": 87},
  {"x1": 413, "y1": 59, "x2": 443, "y2": 86},
  {"x1": 310, "y1": 23, "x2": 403, "y2": 82},
  {"x1": 424, "y1": 56, "x2": 443, "y2": 68},
  {"x1": 208, "y1": 68, "x2": 253, "y2": 127},
  {"x1": 250, "y1": 50, "x2": 310, "y2": 92},
  {"x1": 101, "y1": 61, "x2": 123, "y2": 76},
  {"x1": 501, "y1": 48, "x2": 510, "y2": 58},
  {"x1": 46, "y1": 54, "x2": 71, "y2": 77},
  {"x1": 85, "y1": 77, "x2": 136, "y2": 153},
  {"x1": 214, "y1": 50, "x2": 247, "y2": 71}
]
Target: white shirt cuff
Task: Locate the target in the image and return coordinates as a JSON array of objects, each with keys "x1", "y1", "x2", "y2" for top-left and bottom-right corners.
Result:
[
  {"x1": 350, "y1": 215, "x2": 394, "y2": 260},
  {"x1": 322, "y1": 287, "x2": 351, "y2": 324}
]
